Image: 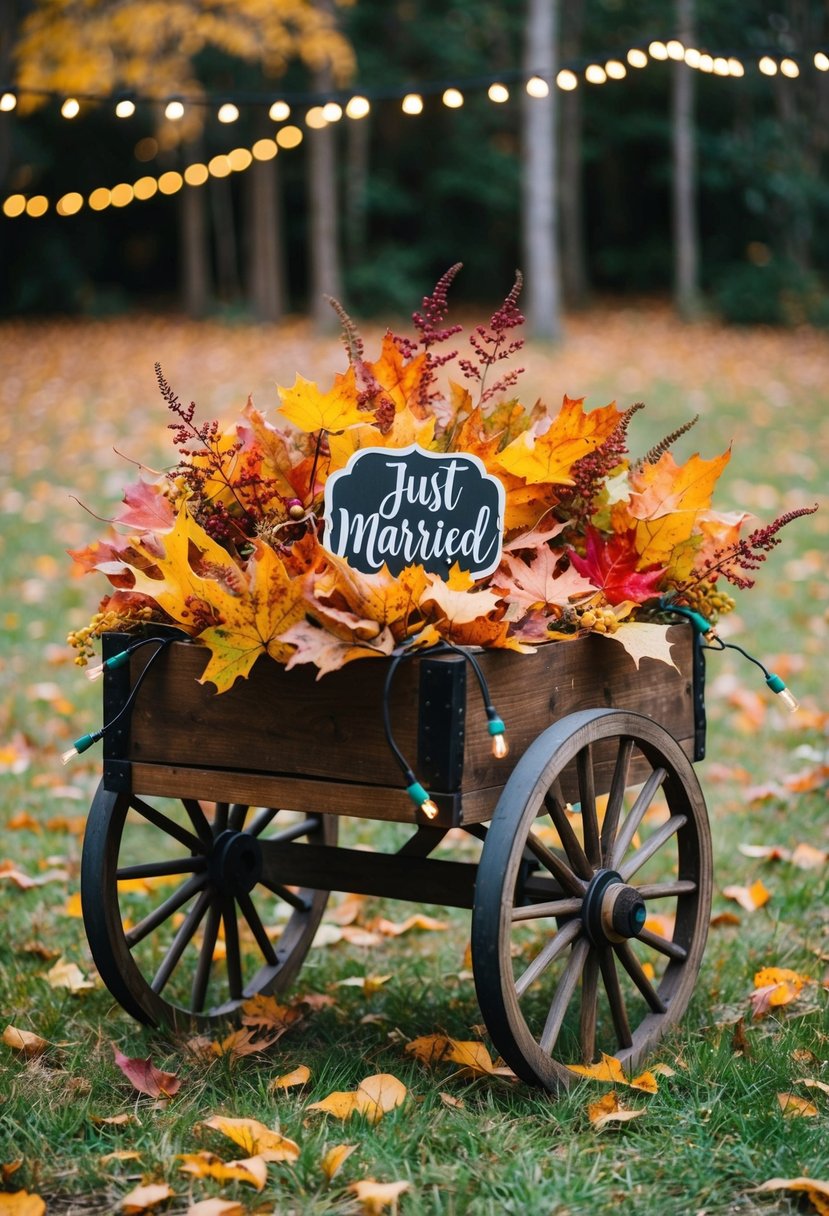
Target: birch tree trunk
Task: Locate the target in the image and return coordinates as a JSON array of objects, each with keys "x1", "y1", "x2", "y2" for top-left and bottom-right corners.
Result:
[
  {"x1": 672, "y1": 0, "x2": 702, "y2": 319},
  {"x1": 246, "y1": 140, "x2": 287, "y2": 322},
  {"x1": 559, "y1": 0, "x2": 588, "y2": 309},
  {"x1": 522, "y1": 0, "x2": 562, "y2": 341},
  {"x1": 308, "y1": 0, "x2": 343, "y2": 332},
  {"x1": 179, "y1": 140, "x2": 210, "y2": 318}
]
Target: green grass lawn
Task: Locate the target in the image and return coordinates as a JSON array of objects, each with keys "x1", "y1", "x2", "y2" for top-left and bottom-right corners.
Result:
[{"x1": 0, "y1": 306, "x2": 827, "y2": 1215}]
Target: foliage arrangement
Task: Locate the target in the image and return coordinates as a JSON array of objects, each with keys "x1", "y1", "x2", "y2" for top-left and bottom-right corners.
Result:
[{"x1": 69, "y1": 266, "x2": 815, "y2": 691}]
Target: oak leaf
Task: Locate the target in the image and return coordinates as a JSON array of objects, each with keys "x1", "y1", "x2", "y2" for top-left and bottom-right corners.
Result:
[
  {"x1": 201, "y1": 1115, "x2": 299, "y2": 1162},
  {"x1": 497, "y1": 397, "x2": 623, "y2": 487},
  {"x1": 113, "y1": 1047, "x2": 181, "y2": 1098},
  {"x1": 277, "y1": 368, "x2": 367, "y2": 434}
]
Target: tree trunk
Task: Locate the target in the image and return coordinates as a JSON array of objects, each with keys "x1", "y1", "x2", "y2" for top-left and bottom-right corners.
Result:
[
  {"x1": 0, "y1": 0, "x2": 17, "y2": 190},
  {"x1": 246, "y1": 149, "x2": 287, "y2": 322},
  {"x1": 559, "y1": 0, "x2": 589, "y2": 308},
  {"x1": 178, "y1": 142, "x2": 211, "y2": 318},
  {"x1": 210, "y1": 176, "x2": 241, "y2": 304},
  {"x1": 522, "y1": 0, "x2": 562, "y2": 341},
  {"x1": 672, "y1": 0, "x2": 702, "y2": 320},
  {"x1": 308, "y1": 0, "x2": 343, "y2": 332},
  {"x1": 344, "y1": 111, "x2": 370, "y2": 271}
]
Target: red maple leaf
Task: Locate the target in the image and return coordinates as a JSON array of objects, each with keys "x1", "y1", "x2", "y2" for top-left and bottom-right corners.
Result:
[{"x1": 567, "y1": 529, "x2": 666, "y2": 606}]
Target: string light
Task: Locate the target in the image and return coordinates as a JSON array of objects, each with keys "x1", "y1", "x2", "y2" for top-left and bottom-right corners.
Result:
[
  {"x1": 110, "y1": 183, "x2": 134, "y2": 207},
  {"x1": 345, "y1": 95, "x2": 370, "y2": 118},
  {"x1": 699, "y1": 54, "x2": 715, "y2": 73},
  {"x1": 115, "y1": 98, "x2": 135, "y2": 118},
  {"x1": 61, "y1": 97, "x2": 80, "y2": 119},
  {"x1": 275, "y1": 124, "x2": 302, "y2": 148},
  {"x1": 158, "y1": 170, "x2": 183, "y2": 194},
  {"x1": 164, "y1": 99, "x2": 184, "y2": 121},
  {"x1": 26, "y1": 195, "x2": 48, "y2": 216},
  {"x1": 133, "y1": 176, "x2": 158, "y2": 200},
  {"x1": 0, "y1": 91, "x2": 17, "y2": 111},
  {"x1": 251, "y1": 138, "x2": 277, "y2": 160},
  {"x1": 684, "y1": 48, "x2": 701, "y2": 68},
  {"x1": 713, "y1": 57, "x2": 730, "y2": 76},
  {"x1": 666, "y1": 40, "x2": 685, "y2": 60},
  {"x1": 305, "y1": 105, "x2": 327, "y2": 129},
  {"x1": 605, "y1": 60, "x2": 627, "y2": 80},
  {"x1": 759, "y1": 56, "x2": 778, "y2": 75},
  {"x1": 728, "y1": 57, "x2": 745, "y2": 76},
  {"x1": 526, "y1": 76, "x2": 549, "y2": 98},
  {"x1": 585, "y1": 64, "x2": 607, "y2": 84},
  {"x1": 402, "y1": 92, "x2": 424, "y2": 114},
  {"x1": 816, "y1": 52, "x2": 829, "y2": 71},
  {"x1": 2, "y1": 194, "x2": 25, "y2": 217},
  {"x1": 322, "y1": 101, "x2": 343, "y2": 122},
  {"x1": 227, "y1": 147, "x2": 252, "y2": 172},
  {"x1": 217, "y1": 102, "x2": 239, "y2": 123},
  {"x1": 442, "y1": 87, "x2": 463, "y2": 108},
  {"x1": 56, "y1": 191, "x2": 83, "y2": 216},
  {"x1": 648, "y1": 41, "x2": 669, "y2": 60},
  {"x1": 780, "y1": 58, "x2": 800, "y2": 77},
  {"x1": 207, "y1": 153, "x2": 231, "y2": 177},
  {"x1": 487, "y1": 83, "x2": 509, "y2": 103},
  {"x1": 269, "y1": 100, "x2": 291, "y2": 122},
  {"x1": 627, "y1": 49, "x2": 648, "y2": 68},
  {"x1": 183, "y1": 162, "x2": 209, "y2": 185},
  {"x1": 88, "y1": 187, "x2": 111, "y2": 211},
  {"x1": 556, "y1": 69, "x2": 578, "y2": 90}
]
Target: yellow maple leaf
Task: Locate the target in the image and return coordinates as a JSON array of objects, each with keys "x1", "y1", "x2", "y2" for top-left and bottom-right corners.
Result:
[
  {"x1": 313, "y1": 554, "x2": 427, "y2": 641},
  {"x1": 567, "y1": 1052, "x2": 628, "y2": 1084},
  {"x1": 623, "y1": 448, "x2": 731, "y2": 570},
  {"x1": 307, "y1": 1073, "x2": 407, "y2": 1124},
  {"x1": 497, "y1": 397, "x2": 623, "y2": 487},
  {"x1": 177, "y1": 1152, "x2": 267, "y2": 1190},
  {"x1": 363, "y1": 331, "x2": 429, "y2": 414},
  {"x1": 201, "y1": 1115, "x2": 299, "y2": 1162},
  {"x1": 277, "y1": 367, "x2": 367, "y2": 433}
]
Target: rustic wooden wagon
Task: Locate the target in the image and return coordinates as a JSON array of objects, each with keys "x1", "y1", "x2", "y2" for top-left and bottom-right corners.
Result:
[{"x1": 81, "y1": 623, "x2": 711, "y2": 1091}]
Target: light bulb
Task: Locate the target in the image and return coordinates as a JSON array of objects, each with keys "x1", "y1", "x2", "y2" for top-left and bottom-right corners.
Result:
[
  {"x1": 421, "y1": 799, "x2": 439, "y2": 820},
  {"x1": 492, "y1": 733, "x2": 509, "y2": 760}
]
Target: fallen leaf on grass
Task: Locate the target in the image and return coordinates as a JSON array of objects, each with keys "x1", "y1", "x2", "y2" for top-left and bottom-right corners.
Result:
[
  {"x1": 567, "y1": 1053, "x2": 627, "y2": 1084},
  {"x1": 320, "y1": 1143, "x2": 357, "y2": 1181},
  {"x1": 120, "y1": 1182, "x2": 175, "y2": 1213},
  {"x1": 777, "y1": 1093, "x2": 819, "y2": 1117},
  {"x1": 1, "y1": 1163, "x2": 22, "y2": 1184},
  {"x1": 271, "y1": 1064, "x2": 311, "y2": 1090},
  {"x1": 185, "y1": 1028, "x2": 278, "y2": 1061},
  {"x1": 178, "y1": 1152, "x2": 267, "y2": 1190},
  {"x1": 201, "y1": 1115, "x2": 300, "y2": 1161},
  {"x1": 750, "y1": 967, "x2": 810, "y2": 1018},
  {"x1": 239, "y1": 994, "x2": 303, "y2": 1033},
  {"x1": 335, "y1": 974, "x2": 392, "y2": 994},
  {"x1": 326, "y1": 893, "x2": 368, "y2": 925},
  {"x1": 0, "y1": 862, "x2": 68, "y2": 889},
  {"x1": 790, "y1": 843, "x2": 827, "y2": 870},
  {"x1": 439, "y1": 1092, "x2": 465, "y2": 1109},
  {"x1": 722, "y1": 879, "x2": 770, "y2": 912},
  {"x1": 45, "y1": 958, "x2": 94, "y2": 991},
  {"x1": 587, "y1": 1091, "x2": 647, "y2": 1129},
  {"x1": 7, "y1": 812, "x2": 41, "y2": 833},
  {"x1": 101, "y1": 1151, "x2": 142, "y2": 1164},
  {"x1": 0, "y1": 1193, "x2": 46, "y2": 1216},
  {"x1": 113, "y1": 1047, "x2": 181, "y2": 1098},
  {"x1": 368, "y1": 914, "x2": 449, "y2": 936},
  {"x1": 62, "y1": 892, "x2": 83, "y2": 918},
  {"x1": 90, "y1": 1113, "x2": 137, "y2": 1127},
  {"x1": 629, "y1": 1071, "x2": 659, "y2": 1093},
  {"x1": 710, "y1": 911, "x2": 741, "y2": 927},
  {"x1": 405, "y1": 1034, "x2": 515, "y2": 1079},
  {"x1": 347, "y1": 1179, "x2": 410, "y2": 1214},
  {"x1": 797, "y1": 1078, "x2": 829, "y2": 1096},
  {"x1": 2, "y1": 1026, "x2": 49, "y2": 1057},
  {"x1": 186, "y1": 1200, "x2": 245, "y2": 1216},
  {"x1": 754, "y1": 1177, "x2": 829, "y2": 1214},
  {"x1": 308, "y1": 1073, "x2": 407, "y2": 1123}
]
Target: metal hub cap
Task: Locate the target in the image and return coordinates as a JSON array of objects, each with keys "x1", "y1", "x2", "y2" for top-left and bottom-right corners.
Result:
[
  {"x1": 582, "y1": 868, "x2": 647, "y2": 946},
  {"x1": 208, "y1": 829, "x2": 263, "y2": 896}
]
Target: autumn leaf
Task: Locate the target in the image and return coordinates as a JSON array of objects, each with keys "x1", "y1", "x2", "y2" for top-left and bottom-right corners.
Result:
[
  {"x1": 239, "y1": 994, "x2": 303, "y2": 1033},
  {"x1": 599, "y1": 623, "x2": 681, "y2": 672},
  {"x1": 0, "y1": 1195, "x2": 46, "y2": 1216},
  {"x1": 2, "y1": 1026, "x2": 49, "y2": 1058},
  {"x1": 335, "y1": 974, "x2": 392, "y2": 994},
  {"x1": 115, "y1": 480, "x2": 175, "y2": 532},
  {"x1": 405, "y1": 1035, "x2": 514, "y2": 1079},
  {"x1": 113, "y1": 1047, "x2": 182, "y2": 1098},
  {"x1": 623, "y1": 447, "x2": 731, "y2": 571},
  {"x1": 201, "y1": 1115, "x2": 299, "y2": 1162},
  {"x1": 567, "y1": 528, "x2": 665, "y2": 606},
  {"x1": 368, "y1": 914, "x2": 449, "y2": 937},
  {"x1": 307, "y1": 1073, "x2": 407, "y2": 1124},
  {"x1": 186, "y1": 1200, "x2": 245, "y2": 1216},
  {"x1": 277, "y1": 368, "x2": 367, "y2": 433},
  {"x1": 120, "y1": 1182, "x2": 175, "y2": 1214},
  {"x1": 587, "y1": 1091, "x2": 647, "y2": 1129},
  {"x1": 567, "y1": 1053, "x2": 628, "y2": 1084},
  {"x1": 271, "y1": 1065, "x2": 311, "y2": 1090},
  {"x1": 186, "y1": 1028, "x2": 278, "y2": 1061},
  {"x1": 347, "y1": 1179, "x2": 411, "y2": 1215},
  {"x1": 363, "y1": 331, "x2": 429, "y2": 414},
  {"x1": 497, "y1": 396, "x2": 623, "y2": 487},
  {"x1": 418, "y1": 567, "x2": 503, "y2": 626},
  {"x1": 282, "y1": 618, "x2": 395, "y2": 678},
  {"x1": 320, "y1": 1143, "x2": 357, "y2": 1181},
  {"x1": 750, "y1": 966, "x2": 810, "y2": 1020},
  {"x1": 178, "y1": 1152, "x2": 267, "y2": 1191},
  {"x1": 498, "y1": 548, "x2": 597, "y2": 611},
  {"x1": 45, "y1": 958, "x2": 94, "y2": 991},
  {"x1": 777, "y1": 1093, "x2": 819, "y2": 1117},
  {"x1": 754, "y1": 1178, "x2": 829, "y2": 1211},
  {"x1": 723, "y1": 879, "x2": 770, "y2": 912}
]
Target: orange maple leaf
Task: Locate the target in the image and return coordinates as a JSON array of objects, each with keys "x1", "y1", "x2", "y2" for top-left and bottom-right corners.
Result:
[
  {"x1": 362, "y1": 331, "x2": 429, "y2": 416},
  {"x1": 496, "y1": 396, "x2": 623, "y2": 487},
  {"x1": 622, "y1": 448, "x2": 731, "y2": 571}
]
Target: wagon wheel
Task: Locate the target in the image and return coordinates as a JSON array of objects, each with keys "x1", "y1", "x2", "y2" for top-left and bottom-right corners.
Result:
[
  {"x1": 82, "y1": 782, "x2": 337, "y2": 1028},
  {"x1": 471, "y1": 708, "x2": 712, "y2": 1091}
]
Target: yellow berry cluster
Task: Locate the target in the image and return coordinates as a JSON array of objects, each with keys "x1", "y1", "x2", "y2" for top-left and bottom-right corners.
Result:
[
  {"x1": 679, "y1": 584, "x2": 737, "y2": 623},
  {"x1": 67, "y1": 607, "x2": 154, "y2": 665},
  {"x1": 576, "y1": 602, "x2": 622, "y2": 634}
]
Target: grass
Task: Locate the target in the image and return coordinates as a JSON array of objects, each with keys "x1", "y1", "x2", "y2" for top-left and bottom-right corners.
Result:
[{"x1": 0, "y1": 304, "x2": 828, "y2": 1215}]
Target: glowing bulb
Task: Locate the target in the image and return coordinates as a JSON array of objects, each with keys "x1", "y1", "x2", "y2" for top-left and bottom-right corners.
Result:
[
  {"x1": 115, "y1": 98, "x2": 135, "y2": 118},
  {"x1": 421, "y1": 798, "x2": 439, "y2": 821},
  {"x1": 184, "y1": 162, "x2": 209, "y2": 185},
  {"x1": 585, "y1": 64, "x2": 607, "y2": 85},
  {"x1": 442, "y1": 88, "x2": 463, "y2": 108},
  {"x1": 322, "y1": 102, "x2": 343, "y2": 122},
  {"x1": 487, "y1": 83, "x2": 509, "y2": 103},
  {"x1": 699, "y1": 54, "x2": 714, "y2": 73},
  {"x1": 345, "y1": 95, "x2": 370, "y2": 119},
  {"x1": 0, "y1": 91, "x2": 17, "y2": 111},
  {"x1": 728, "y1": 58, "x2": 745, "y2": 76},
  {"x1": 61, "y1": 97, "x2": 80, "y2": 119},
  {"x1": 780, "y1": 58, "x2": 799, "y2": 78},
  {"x1": 815, "y1": 52, "x2": 829, "y2": 71},
  {"x1": 627, "y1": 49, "x2": 648, "y2": 69},
  {"x1": 276, "y1": 125, "x2": 302, "y2": 148},
  {"x1": 158, "y1": 170, "x2": 183, "y2": 194},
  {"x1": 666, "y1": 40, "x2": 685, "y2": 61},
  {"x1": 217, "y1": 102, "x2": 239, "y2": 123},
  {"x1": 85, "y1": 662, "x2": 105, "y2": 682},
  {"x1": 492, "y1": 733, "x2": 509, "y2": 760},
  {"x1": 25, "y1": 195, "x2": 48, "y2": 217},
  {"x1": 767, "y1": 674, "x2": 799, "y2": 712},
  {"x1": 402, "y1": 92, "x2": 424, "y2": 114},
  {"x1": 110, "y1": 183, "x2": 134, "y2": 207},
  {"x1": 89, "y1": 188, "x2": 111, "y2": 211},
  {"x1": 305, "y1": 105, "x2": 328, "y2": 129},
  {"x1": 227, "y1": 148, "x2": 252, "y2": 172},
  {"x1": 56, "y1": 192, "x2": 83, "y2": 216},
  {"x1": 208, "y1": 154, "x2": 231, "y2": 177},
  {"x1": 648, "y1": 41, "x2": 669, "y2": 60},
  {"x1": 269, "y1": 100, "x2": 291, "y2": 122},
  {"x1": 713, "y1": 57, "x2": 730, "y2": 76},
  {"x1": 526, "y1": 75, "x2": 549, "y2": 98},
  {"x1": 556, "y1": 70, "x2": 578, "y2": 91},
  {"x1": 165, "y1": 99, "x2": 185, "y2": 121},
  {"x1": 133, "y1": 176, "x2": 158, "y2": 200},
  {"x1": 684, "y1": 48, "x2": 702, "y2": 69},
  {"x1": 2, "y1": 194, "x2": 26, "y2": 218},
  {"x1": 605, "y1": 60, "x2": 626, "y2": 80},
  {"x1": 251, "y1": 139, "x2": 277, "y2": 161},
  {"x1": 61, "y1": 746, "x2": 79, "y2": 765},
  {"x1": 759, "y1": 56, "x2": 778, "y2": 76}
]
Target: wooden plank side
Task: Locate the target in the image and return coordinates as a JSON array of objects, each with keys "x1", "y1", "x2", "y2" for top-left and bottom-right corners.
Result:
[{"x1": 125, "y1": 625, "x2": 695, "y2": 798}]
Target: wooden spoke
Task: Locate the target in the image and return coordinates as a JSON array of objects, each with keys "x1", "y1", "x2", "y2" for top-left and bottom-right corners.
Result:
[
  {"x1": 254, "y1": 814, "x2": 322, "y2": 844},
  {"x1": 523, "y1": 831, "x2": 586, "y2": 898},
  {"x1": 598, "y1": 946, "x2": 633, "y2": 1049},
  {"x1": 620, "y1": 814, "x2": 687, "y2": 882},
  {"x1": 544, "y1": 792, "x2": 593, "y2": 881},
  {"x1": 579, "y1": 948, "x2": 600, "y2": 1064},
  {"x1": 117, "y1": 857, "x2": 206, "y2": 881},
  {"x1": 245, "y1": 806, "x2": 281, "y2": 837},
  {"x1": 125, "y1": 874, "x2": 207, "y2": 948},
  {"x1": 635, "y1": 927, "x2": 688, "y2": 961},
  {"x1": 237, "y1": 890, "x2": 279, "y2": 967},
  {"x1": 576, "y1": 744, "x2": 601, "y2": 868},
  {"x1": 129, "y1": 796, "x2": 205, "y2": 854},
  {"x1": 151, "y1": 889, "x2": 212, "y2": 995},
  {"x1": 609, "y1": 767, "x2": 668, "y2": 871},
  {"x1": 637, "y1": 880, "x2": 696, "y2": 899},
  {"x1": 614, "y1": 940, "x2": 667, "y2": 1013},
  {"x1": 228, "y1": 803, "x2": 249, "y2": 832},
  {"x1": 515, "y1": 917, "x2": 583, "y2": 998},
  {"x1": 260, "y1": 879, "x2": 311, "y2": 912},
  {"x1": 600, "y1": 737, "x2": 634, "y2": 865},
  {"x1": 511, "y1": 897, "x2": 583, "y2": 923},
  {"x1": 191, "y1": 901, "x2": 222, "y2": 1014},
  {"x1": 222, "y1": 899, "x2": 243, "y2": 1001},
  {"x1": 213, "y1": 802, "x2": 229, "y2": 834},
  {"x1": 182, "y1": 799, "x2": 214, "y2": 847},
  {"x1": 539, "y1": 937, "x2": 592, "y2": 1055}
]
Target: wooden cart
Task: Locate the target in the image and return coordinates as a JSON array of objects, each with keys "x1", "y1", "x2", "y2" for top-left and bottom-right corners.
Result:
[{"x1": 81, "y1": 623, "x2": 712, "y2": 1091}]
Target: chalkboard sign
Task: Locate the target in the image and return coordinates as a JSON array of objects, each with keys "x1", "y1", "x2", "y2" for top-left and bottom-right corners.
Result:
[{"x1": 323, "y1": 444, "x2": 505, "y2": 580}]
